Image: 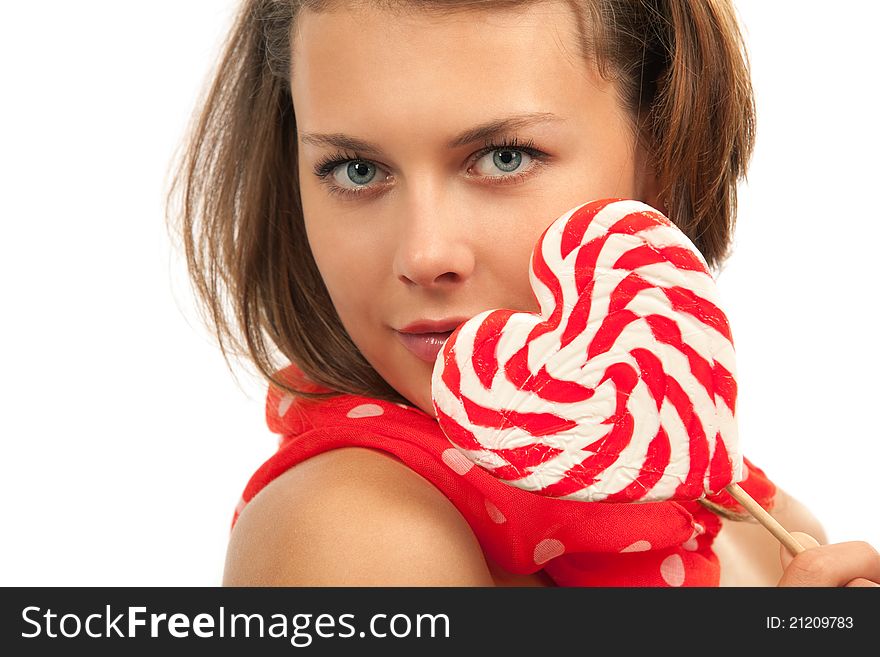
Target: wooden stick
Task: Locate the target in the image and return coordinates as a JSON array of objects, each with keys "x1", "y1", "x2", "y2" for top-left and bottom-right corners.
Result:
[{"x1": 725, "y1": 483, "x2": 806, "y2": 556}]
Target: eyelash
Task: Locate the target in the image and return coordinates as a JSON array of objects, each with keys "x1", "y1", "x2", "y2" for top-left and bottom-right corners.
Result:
[{"x1": 311, "y1": 135, "x2": 548, "y2": 199}]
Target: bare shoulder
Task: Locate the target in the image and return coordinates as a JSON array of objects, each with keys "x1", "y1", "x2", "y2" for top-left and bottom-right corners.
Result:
[
  {"x1": 223, "y1": 447, "x2": 495, "y2": 586},
  {"x1": 715, "y1": 486, "x2": 828, "y2": 586},
  {"x1": 768, "y1": 487, "x2": 828, "y2": 544}
]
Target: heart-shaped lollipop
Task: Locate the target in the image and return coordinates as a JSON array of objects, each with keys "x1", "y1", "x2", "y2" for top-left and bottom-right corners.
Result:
[{"x1": 432, "y1": 198, "x2": 803, "y2": 552}]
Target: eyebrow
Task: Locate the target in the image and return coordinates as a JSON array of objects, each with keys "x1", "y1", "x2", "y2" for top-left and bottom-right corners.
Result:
[{"x1": 299, "y1": 112, "x2": 564, "y2": 153}]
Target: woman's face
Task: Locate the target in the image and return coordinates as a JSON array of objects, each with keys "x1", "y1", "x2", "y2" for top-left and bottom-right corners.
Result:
[{"x1": 291, "y1": 1, "x2": 658, "y2": 415}]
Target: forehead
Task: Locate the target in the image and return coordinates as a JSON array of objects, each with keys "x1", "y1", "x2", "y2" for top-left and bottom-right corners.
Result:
[{"x1": 290, "y1": 2, "x2": 615, "y2": 142}]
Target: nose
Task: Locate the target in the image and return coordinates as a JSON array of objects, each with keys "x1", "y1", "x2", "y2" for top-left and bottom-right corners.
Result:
[{"x1": 391, "y1": 184, "x2": 476, "y2": 289}]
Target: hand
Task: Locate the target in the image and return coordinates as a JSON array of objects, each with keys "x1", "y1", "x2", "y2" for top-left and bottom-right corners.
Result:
[{"x1": 777, "y1": 532, "x2": 880, "y2": 587}]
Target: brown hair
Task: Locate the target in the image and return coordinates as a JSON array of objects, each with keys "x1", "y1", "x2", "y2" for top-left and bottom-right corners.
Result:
[{"x1": 165, "y1": 0, "x2": 756, "y2": 412}]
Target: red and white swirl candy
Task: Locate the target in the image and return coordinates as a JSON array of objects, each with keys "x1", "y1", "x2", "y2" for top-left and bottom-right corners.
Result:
[{"x1": 431, "y1": 198, "x2": 743, "y2": 503}]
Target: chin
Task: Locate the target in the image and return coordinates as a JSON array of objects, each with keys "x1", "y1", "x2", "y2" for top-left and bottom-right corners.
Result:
[
  {"x1": 394, "y1": 362, "x2": 436, "y2": 417},
  {"x1": 405, "y1": 388, "x2": 436, "y2": 418}
]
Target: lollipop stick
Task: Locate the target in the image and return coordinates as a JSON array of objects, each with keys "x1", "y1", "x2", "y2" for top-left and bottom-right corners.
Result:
[{"x1": 725, "y1": 483, "x2": 805, "y2": 556}]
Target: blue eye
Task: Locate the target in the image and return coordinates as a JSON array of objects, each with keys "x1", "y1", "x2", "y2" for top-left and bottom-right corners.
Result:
[
  {"x1": 344, "y1": 161, "x2": 376, "y2": 185},
  {"x1": 312, "y1": 153, "x2": 389, "y2": 198},
  {"x1": 311, "y1": 135, "x2": 548, "y2": 199},
  {"x1": 495, "y1": 149, "x2": 522, "y2": 172},
  {"x1": 472, "y1": 148, "x2": 529, "y2": 176},
  {"x1": 468, "y1": 137, "x2": 545, "y2": 182}
]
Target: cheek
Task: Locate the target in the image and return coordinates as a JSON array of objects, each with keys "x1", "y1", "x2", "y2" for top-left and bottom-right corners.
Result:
[
  {"x1": 300, "y1": 181, "x2": 384, "y2": 288},
  {"x1": 300, "y1": 169, "x2": 342, "y2": 279},
  {"x1": 486, "y1": 215, "x2": 549, "y2": 312},
  {"x1": 302, "y1": 214, "x2": 368, "y2": 321},
  {"x1": 313, "y1": 250, "x2": 364, "y2": 322},
  {"x1": 486, "y1": 164, "x2": 641, "y2": 313},
  {"x1": 301, "y1": 225, "x2": 393, "y2": 356},
  {"x1": 300, "y1": 187, "x2": 353, "y2": 278}
]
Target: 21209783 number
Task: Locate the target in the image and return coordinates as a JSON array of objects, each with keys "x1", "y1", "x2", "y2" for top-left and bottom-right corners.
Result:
[{"x1": 766, "y1": 617, "x2": 854, "y2": 629}]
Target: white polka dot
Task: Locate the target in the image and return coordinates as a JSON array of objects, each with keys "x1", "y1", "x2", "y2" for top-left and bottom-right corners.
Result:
[
  {"x1": 277, "y1": 394, "x2": 294, "y2": 417},
  {"x1": 346, "y1": 403, "x2": 385, "y2": 419},
  {"x1": 620, "y1": 540, "x2": 652, "y2": 553},
  {"x1": 660, "y1": 554, "x2": 685, "y2": 587},
  {"x1": 682, "y1": 537, "x2": 699, "y2": 551},
  {"x1": 484, "y1": 499, "x2": 507, "y2": 524},
  {"x1": 534, "y1": 538, "x2": 565, "y2": 565},
  {"x1": 693, "y1": 522, "x2": 705, "y2": 535},
  {"x1": 441, "y1": 448, "x2": 474, "y2": 475}
]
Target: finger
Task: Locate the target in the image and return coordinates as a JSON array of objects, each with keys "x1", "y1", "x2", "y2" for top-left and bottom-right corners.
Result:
[
  {"x1": 780, "y1": 531, "x2": 821, "y2": 570},
  {"x1": 845, "y1": 577, "x2": 880, "y2": 588},
  {"x1": 778, "y1": 537, "x2": 880, "y2": 587}
]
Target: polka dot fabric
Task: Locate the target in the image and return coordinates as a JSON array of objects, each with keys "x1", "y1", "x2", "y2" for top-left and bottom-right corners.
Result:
[{"x1": 232, "y1": 366, "x2": 777, "y2": 587}]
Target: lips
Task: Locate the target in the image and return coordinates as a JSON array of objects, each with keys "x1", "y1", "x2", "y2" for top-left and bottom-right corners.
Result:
[
  {"x1": 396, "y1": 331, "x2": 455, "y2": 363},
  {"x1": 395, "y1": 318, "x2": 468, "y2": 363}
]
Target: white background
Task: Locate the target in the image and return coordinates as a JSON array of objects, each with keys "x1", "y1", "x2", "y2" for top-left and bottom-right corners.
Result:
[{"x1": 1, "y1": 1, "x2": 877, "y2": 585}]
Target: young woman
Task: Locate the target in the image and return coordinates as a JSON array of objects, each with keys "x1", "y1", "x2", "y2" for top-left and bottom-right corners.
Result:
[{"x1": 168, "y1": 0, "x2": 880, "y2": 586}]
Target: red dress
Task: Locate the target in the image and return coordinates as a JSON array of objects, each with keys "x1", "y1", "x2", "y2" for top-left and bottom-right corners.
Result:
[{"x1": 232, "y1": 367, "x2": 777, "y2": 587}]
